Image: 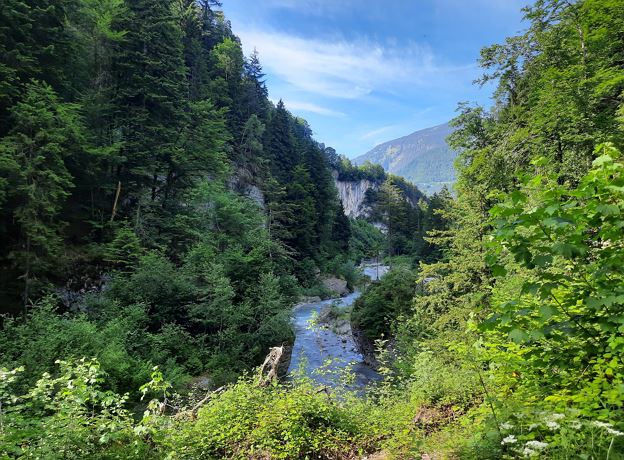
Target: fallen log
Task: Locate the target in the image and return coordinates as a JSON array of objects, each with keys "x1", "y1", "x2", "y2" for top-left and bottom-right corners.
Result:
[{"x1": 258, "y1": 344, "x2": 292, "y2": 386}]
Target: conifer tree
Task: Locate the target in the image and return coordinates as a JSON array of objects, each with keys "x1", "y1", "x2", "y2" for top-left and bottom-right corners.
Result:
[
  {"x1": 112, "y1": 0, "x2": 187, "y2": 211},
  {"x1": 0, "y1": 0, "x2": 81, "y2": 131},
  {"x1": 0, "y1": 81, "x2": 84, "y2": 309},
  {"x1": 265, "y1": 100, "x2": 298, "y2": 183}
]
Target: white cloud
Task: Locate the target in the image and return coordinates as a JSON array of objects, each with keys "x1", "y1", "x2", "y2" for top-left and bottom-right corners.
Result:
[
  {"x1": 361, "y1": 125, "x2": 397, "y2": 140},
  {"x1": 277, "y1": 100, "x2": 346, "y2": 117},
  {"x1": 237, "y1": 29, "x2": 457, "y2": 100},
  {"x1": 264, "y1": 0, "x2": 355, "y2": 15}
]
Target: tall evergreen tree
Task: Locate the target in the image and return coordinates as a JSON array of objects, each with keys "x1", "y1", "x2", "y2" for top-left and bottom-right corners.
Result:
[
  {"x1": 265, "y1": 100, "x2": 298, "y2": 183},
  {"x1": 111, "y1": 0, "x2": 187, "y2": 214},
  {"x1": 0, "y1": 81, "x2": 84, "y2": 309},
  {"x1": 0, "y1": 0, "x2": 81, "y2": 132}
]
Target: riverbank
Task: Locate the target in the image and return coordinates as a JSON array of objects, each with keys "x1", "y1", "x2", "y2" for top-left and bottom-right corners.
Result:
[{"x1": 286, "y1": 263, "x2": 389, "y2": 389}]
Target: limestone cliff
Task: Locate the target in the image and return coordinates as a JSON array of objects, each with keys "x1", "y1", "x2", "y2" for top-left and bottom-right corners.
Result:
[{"x1": 332, "y1": 171, "x2": 377, "y2": 218}]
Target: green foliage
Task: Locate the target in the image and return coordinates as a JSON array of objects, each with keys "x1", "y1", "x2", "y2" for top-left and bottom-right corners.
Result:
[
  {"x1": 484, "y1": 144, "x2": 624, "y2": 420},
  {"x1": 0, "y1": 359, "x2": 153, "y2": 459},
  {"x1": 382, "y1": 2, "x2": 624, "y2": 457},
  {"x1": 348, "y1": 218, "x2": 385, "y2": 261},
  {"x1": 167, "y1": 379, "x2": 377, "y2": 459},
  {"x1": 352, "y1": 266, "x2": 419, "y2": 344},
  {"x1": 103, "y1": 225, "x2": 144, "y2": 270},
  {"x1": 1, "y1": 360, "x2": 383, "y2": 459},
  {"x1": 0, "y1": 80, "x2": 85, "y2": 307}
]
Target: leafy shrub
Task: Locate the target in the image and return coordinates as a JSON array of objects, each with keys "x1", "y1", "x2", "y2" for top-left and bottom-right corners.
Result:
[{"x1": 352, "y1": 266, "x2": 419, "y2": 343}]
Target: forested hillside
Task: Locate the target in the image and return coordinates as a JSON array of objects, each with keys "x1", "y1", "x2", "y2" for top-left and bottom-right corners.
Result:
[
  {"x1": 1, "y1": 0, "x2": 624, "y2": 459},
  {"x1": 354, "y1": 123, "x2": 457, "y2": 195},
  {"x1": 0, "y1": 0, "x2": 440, "y2": 412},
  {"x1": 0, "y1": 0, "x2": 366, "y2": 392}
]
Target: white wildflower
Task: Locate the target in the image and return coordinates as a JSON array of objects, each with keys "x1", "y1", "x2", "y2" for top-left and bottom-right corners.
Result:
[
  {"x1": 545, "y1": 421, "x2": 560, "y2": 430},
  {"x1": 569, "y1": 420, "x2": 582, "y2": 430},
  {"x1": 501, "y1": 435, "x2": 518, "y2": 445},
  {"x1": 500, "y1": 422, "x2": 514, "y2": 430},
  {"x1": 522, "y1": 447, "x2": 537, "y2": 457},
  {"x1": 525, "y1": 440, "x2": 548, "y2": 450},
  {"x1": 592, "y1": 421, "x2": 612, "y2": 429},
  {"x1": 528, "y1": 423, "x2": 540, "y2": 430},
  {"x1": 548, "y1": 413, "x2": 565, "y2": 421},
  {"x1": 606, "y1": 428, "x2": 624, "y2": 437}
]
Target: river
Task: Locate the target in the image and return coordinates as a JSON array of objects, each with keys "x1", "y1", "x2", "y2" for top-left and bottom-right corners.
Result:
[{"x1": 287, "y1": 263, "x2": 389, "y2": 390}]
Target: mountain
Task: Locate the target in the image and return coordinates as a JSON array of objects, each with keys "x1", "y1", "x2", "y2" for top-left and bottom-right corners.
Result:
[{"x1": 354, "y1": 122, "x2": 457, "y2": 195}]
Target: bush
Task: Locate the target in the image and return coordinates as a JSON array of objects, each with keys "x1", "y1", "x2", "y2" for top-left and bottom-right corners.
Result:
[{"x1": 351, "y1": 266, "x2": 419, "y2": 344}]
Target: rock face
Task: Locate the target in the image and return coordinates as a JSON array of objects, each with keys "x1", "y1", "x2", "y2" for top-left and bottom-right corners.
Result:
[
  {"x1": 354, "y1": 122, "x2": 457, "y2": 195},
  {"x1": 229, "y1": 168, "x2": 266, "y2": 209},
  {"x1": 321, "y1": 276, "x2": 350, "y2": 297},
  {"x1": 333, "y1": 171, "x2": 376, "y2": 218}
]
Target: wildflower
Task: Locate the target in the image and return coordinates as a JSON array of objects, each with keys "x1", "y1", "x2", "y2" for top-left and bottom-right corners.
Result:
[
  {"x1": 545, "y1": 421, "x2": 560, "y2": 430},
  {"x1": 525, "y1": 441, "x2": 548, "y2": 450},
  {"x1": 569, "y1": 420, "x2": 582, "y2": 430},
  {"x1": 606, "y1": 428, "x2": 624, "y2": 437},
  {"x1": 591, "y1": 421, "x2": 612, "y2": 429},
  {"x1": 500, "y1": 422, "x2": 514, "y2": 430},
  {"x1": 528, "y1": 423, "x2": 540, "y2": 430},
  {"x1": 522, "y1": 447, "x2": 537, "y2": 457},
  {"x1": 548, "y1": 413, "x2": 565, "y2": 421},
  {"x1": 501, "y1": 435, "x2": 518, "y2": 445}
]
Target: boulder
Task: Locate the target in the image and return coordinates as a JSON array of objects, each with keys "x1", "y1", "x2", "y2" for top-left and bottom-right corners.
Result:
[{"x1": 321, "y1": 276, "x2": 349, "y2": 297}]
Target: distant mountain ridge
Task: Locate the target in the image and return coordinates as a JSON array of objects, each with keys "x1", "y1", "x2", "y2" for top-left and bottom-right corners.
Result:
[{"x1": 354, "y1": 122, "x2": 457, "y2": 195}]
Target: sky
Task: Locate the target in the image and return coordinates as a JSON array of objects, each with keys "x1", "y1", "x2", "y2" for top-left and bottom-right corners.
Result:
[{"x1": 221, "y1": 0, "x2": 530, "y2": 158}]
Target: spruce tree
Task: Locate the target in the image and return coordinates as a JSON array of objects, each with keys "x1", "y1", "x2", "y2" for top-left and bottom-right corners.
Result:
[
  {"x1": 265, "y1": 100, "x2": 298, "y2": 183},
  {"x1": 112, "y1": 0, "x2": 187, "y2": 212},
  {"x1": 0, "y1": 0, "x2": 81, "y2": 132},
  {"x1": 0, "y1": 81, "x2": 83, "y2": 309}
]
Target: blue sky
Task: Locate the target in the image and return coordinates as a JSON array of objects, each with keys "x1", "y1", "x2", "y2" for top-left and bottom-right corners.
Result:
[{"x1": 221, "y1": 0, "x2": 529, "y2": 158}]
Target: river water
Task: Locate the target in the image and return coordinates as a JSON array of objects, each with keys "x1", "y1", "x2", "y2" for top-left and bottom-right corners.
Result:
[{"x1": 287, "y1": 263, "x2": 389, "y2": 390}]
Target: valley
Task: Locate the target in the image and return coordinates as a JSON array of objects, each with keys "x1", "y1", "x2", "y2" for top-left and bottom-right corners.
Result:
[{"x1": 0, "y1": 0, "x2": 623, "y2": 458}]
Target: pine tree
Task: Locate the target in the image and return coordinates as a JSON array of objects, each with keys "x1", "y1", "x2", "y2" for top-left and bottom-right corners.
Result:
[
  {"x1": 111, "y1": 0, "x2": 188, "y2": 211},
  {"x1": 0, "y1": 81, "x2": 83, "y2": 310},
  {"x1": 0, "y1": 0, "x2": 81, "y2": 132},
  {"x1": 302, "y1": 142, "x2": 338, "y2": 255},
  {"x1": 331, "y1": 202, "x2": 351, "y2": 253},
  {"x1": 177, "y1": 0, "x2": 210, "y2": 101},
  {"x1": 265, "y1": 100, "x2": 298, "y2": 183},
  {"x1": 285, "y1": 165, "x2": 316, "y2": 260},
  {"x1": 241, "y1": 48, "x2": 269, "y2": 119}
]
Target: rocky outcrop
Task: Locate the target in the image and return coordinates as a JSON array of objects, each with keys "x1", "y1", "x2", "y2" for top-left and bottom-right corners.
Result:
[
  {"x1": 333, "y1": 171, "x2": 376, "y2": 218},
  {"x1": 321, "y1": 276, "x2": 349, "y2": 297},
  {"x1": 229, "y1": 168, "x2": 266, "y2": 209}
]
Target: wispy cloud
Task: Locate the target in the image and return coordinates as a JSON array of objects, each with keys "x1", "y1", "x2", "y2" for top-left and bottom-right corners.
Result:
[
  {"x1": 264, "y1": 0, "x2": 355, "y2": 16},
  {"x1": 237, "y1": 29, "x2": 460, "y2": 100},
  {"x1": 361, "y1": 125, "x2": 398, "y2": 140},
  {"x1": 276, "y1": 99, "x2": 346, "y2": 117}
]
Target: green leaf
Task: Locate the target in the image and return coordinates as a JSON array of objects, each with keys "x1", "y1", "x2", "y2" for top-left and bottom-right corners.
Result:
[
  {"x1": 539, "y1": 305, "x2": 557, "y2": 320},
  {"x1": 542, "y1": 217, "x2": 572, "y2": 228},
  {"x1": 596, "y1": 204, "x2": 620, "y2": 216},
  {"x1": 606, "y1": 185, "x2": 624, "y2": 193},
  {"x1": 509, "y1": 329, "x2": 529, "y2": 343},
  {"x1": 491, "y1": 264, "x2": 507, "y2": 277},
  {"x1": 513, "y1": 246, "x2": 533, "y2": 265},
  {"x1": 592, "y1": 154, "x2": 614, "y2": 167},
  {"x1": 552, "y1": 242, "x2": 584, "y2": 259},
  {"x1": 521, "y1": 282, "x2": 540, "y2": 296},
  {"x1": 533, "y1": 254, "x2": 553, "y2": 267}
]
